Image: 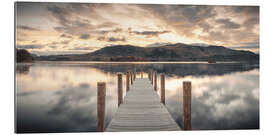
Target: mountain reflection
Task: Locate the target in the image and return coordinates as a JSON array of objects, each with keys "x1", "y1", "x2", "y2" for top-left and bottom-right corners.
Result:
[
  {"x1": 69, "y1": 62, "x2": 258, "y2": 77},
  {"x1": 16, "y1": 62, "x2": 259, "y2": 133}
]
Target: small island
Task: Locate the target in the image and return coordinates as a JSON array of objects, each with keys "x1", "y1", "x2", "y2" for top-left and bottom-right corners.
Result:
[{"x1": 16, "y1": 49, "x2": 34, "y2": 63}]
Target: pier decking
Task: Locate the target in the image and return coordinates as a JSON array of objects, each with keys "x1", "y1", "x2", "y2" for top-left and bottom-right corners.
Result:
[{"x1": 105, "y1": 78, "x2": 181, "y2": 132}]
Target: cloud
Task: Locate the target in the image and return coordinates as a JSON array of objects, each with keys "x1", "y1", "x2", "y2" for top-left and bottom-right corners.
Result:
[
  {"x1": 50, "y1": 40, "x2": 72, "y2": 45},
  {"x1": 216, "y1": 18, "x2": 241, "y2": 29},
  {"x1": 140, "y1": 5, "x2": 259, "y2": 45},
  {"x1": 17, "y1": 25, "x2": 40, "y2": 31},
  {"x1": 47, "y1": 5, "x2": 71, "y2": 27},
  {"x1": 108, "y1": 37, "x2": 126, "y2": 42},
  {"x1": 112, "y1": 28, "x2": 123, "y2": 33},
  {"x1": 69, "y1": 46, "x2": 99, "y2": 51},
  {"x1": 16, "y1": 44, "x2": 44, "y2": 49},
  {"x1": 97, "y1": 36, "x2": 106, "y2": 41},
  {"x1": 79, "y1": 34, "x2": 90, "y2": 39},
  {"x1": 47, "y1": 4, "x2": 118, "y2": 37},
  {"x1": 17, "y1": 91, "x2": 40, "y2": 96},
  {"x1": 16, "y1": 3, "x2": 260, "y2": 55},
  {"x1": 59, "y1": 34, "x2": 73, "y2": 39},
  {"x1": 97, "y1": 36, "x2": 126, "y2": 42},
  {"x1": 129, "y1": 29, "x2": 170, "y2": 37}
]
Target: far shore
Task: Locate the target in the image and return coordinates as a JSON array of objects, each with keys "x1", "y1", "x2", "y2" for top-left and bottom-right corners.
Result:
[{"x1": 16, "y1": 60, "x2": 257, "y2": 64}]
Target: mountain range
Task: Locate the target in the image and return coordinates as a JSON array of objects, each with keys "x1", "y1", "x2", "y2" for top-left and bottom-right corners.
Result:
[{"x1": 34, "y1": 43, "x2": 259, "y2": 62}]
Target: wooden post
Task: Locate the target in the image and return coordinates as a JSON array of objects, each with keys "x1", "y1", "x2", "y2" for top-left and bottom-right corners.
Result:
[
  {"x1": 134, "y1": 69, "x2": 136, "y2": 80},
  {"x1": 130, "y1": 71, "x2": 133, "y2": 85},
  {"x1": 160, "y1": 74, "x2": 165, "y2": 104},
  {"x1": 151, "y1": 70, "x2": 154, "y2": 85},
  {"x1": 150, "y1": 70, "x2": 152, "y2": 80},
  {"x1": 148, "y1": 71, "x2": 150, "y2": 80},
  {"x1": 154, "y1": 71, "x2": 157, "y2": 91},
  {"x1": 141, "y1": 72, "x2": 143, "y2": 78},
  {"x1": 134, "y1": 68, "x2": 136, "y2": 78},
  {"x1": 126, "y1": 72, "x2": 129, "y2": 92},
  {"x1": 183, "y1": 81, "x2": 192, "y2": 130},
  {"x1": 97, "y1": 82, "x2": 106, "y2": 132},
  {"x1": 118, "y1": 73, "x2": 123, "y2": 106}
]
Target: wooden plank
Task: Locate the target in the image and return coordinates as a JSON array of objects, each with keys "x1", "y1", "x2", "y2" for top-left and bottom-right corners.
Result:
[{"x1": 106, "y1": 78, "x2": 181, "y2": 132}]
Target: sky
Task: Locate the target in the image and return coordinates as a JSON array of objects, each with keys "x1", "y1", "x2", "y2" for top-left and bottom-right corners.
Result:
[{"x1": 15, "y1": 2, "x2": 259, "y2": 55}]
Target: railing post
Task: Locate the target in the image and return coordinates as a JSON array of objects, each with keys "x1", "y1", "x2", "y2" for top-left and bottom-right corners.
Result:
[
  {"x1": 134, "y1": 69, "x2": 136, "y2": 80},
  {"x1": 126, "y1": 72, "x2": 129, "y2": 92},
  {"x1": 183, "y1": 81, "x2": 192, "y2": 130},
  {"x1": 141, "y1": 72, "x2": 143, "y2": 78},
  {"x1": 97, "y1": 82, "x2": 106, "y2": 132},
  {"x1": 151, "y1": 70, "x2": 154, "y2": 85},
  {"x1": 130, "y1": 71, "x2": 133, "y2": 85},
  {"x1": 118, "y1": 73, "x2": 123, "y2": 106},
  {"x1": 149, "y1": 70, "x2": 152, "y2": 81},
  {"x1": 154, "y1": 71, "x2": 157, "y2": 91},
  {"x1": 160, "y1": 74, "x2": 165, "y2": 104}
]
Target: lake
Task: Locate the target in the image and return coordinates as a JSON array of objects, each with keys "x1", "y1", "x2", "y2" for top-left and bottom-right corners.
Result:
[{"x1": 15, "y1": 61, "x2": 259, "y2": 133}]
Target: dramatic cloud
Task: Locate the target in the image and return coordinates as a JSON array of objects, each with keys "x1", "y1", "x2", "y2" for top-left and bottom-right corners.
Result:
[
  {"x1": 216, "y1": 19, "x2": 241, "y2": 29},
  {"x1": 129, "y1": 30, "x2": 170, "y2": 37},
  {"x1": 16, "y1": 2, "x2": 259, "y2": 55},
  {"x1": 17, "y1": 25, "x2": 40, "y2": 31}
]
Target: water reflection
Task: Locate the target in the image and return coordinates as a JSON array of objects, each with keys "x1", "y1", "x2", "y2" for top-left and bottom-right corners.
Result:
[
  {"x1": 16, "y1": 61, "x2": 259, "y2": 133},
  {"x1": 16, "y1": 63, "x2": 32, "y2": 74},
  {"x1": 164, "y1": 69, "x2": 259, "y2": 130}
]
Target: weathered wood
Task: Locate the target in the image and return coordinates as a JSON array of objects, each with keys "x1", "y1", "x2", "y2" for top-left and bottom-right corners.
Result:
[
  {"x1": 133, "y1": 69, "x2": 136, "y2": 80},
  {"x1": 130, "y1": 71, "x2": 133, "y2": 85},
  {"x1": 134, "y1": 68, "x2": 137, "y2": 80},
  {"x1": 106, "y1": 78, "x2": 180, "y2": 132},
  {"x1": 118, "y1": 73, "x2": 123, "y2": 106},
  {"x1": 183, "y1": 81, "x2": 192, "y2": 130},
  {"x1": 97, "y1": 82, "x2": 106, "y2": 132},
  {"x1": 160, "y1": 74, "x2": 165, "y2": 105},
  {"x1": 154, "y1": 71, "x2": 157, "y2": 91},
  {"x1": 151, "y1": 70, "x2": 153, "y2": 85},
  {"x1": 126, "y1": 72, "x2": 129, "y2": 92}
]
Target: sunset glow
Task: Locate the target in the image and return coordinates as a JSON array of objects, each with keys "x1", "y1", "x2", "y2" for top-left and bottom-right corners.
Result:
[{"x1": 16, "y1": 2, "x2": 259, "y2": 55}]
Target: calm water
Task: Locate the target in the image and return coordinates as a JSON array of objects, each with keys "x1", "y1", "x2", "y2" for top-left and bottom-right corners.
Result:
[{"x1": 16, "y1": 61, "x2": 259, "y2": 133}]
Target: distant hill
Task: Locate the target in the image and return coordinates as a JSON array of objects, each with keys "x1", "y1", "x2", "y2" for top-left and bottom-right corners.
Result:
[
  {"x1": 35, "y1": 43, "x2": 259, "y2": 62},
  {"x1": 16, "y1": 49, "x2": 34, "y2": 62}
]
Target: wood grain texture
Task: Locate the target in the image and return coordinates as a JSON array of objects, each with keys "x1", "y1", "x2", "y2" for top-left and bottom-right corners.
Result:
[
  {"x1": 183, "y1": 81, "x2": 192, "y2": 130},
  {"x1": 106, "y1": 78, "x2": 181, "y2": 132},
  {"x1": 97, "y1": 82, "x2": 106, "y2": 132},
  {"x1": 160, "y1": 74, "x2": 165, "y2": 105},
  {"x1": 154, "y1": 71, "x2": 157, "y2": 91},
  {"x1": 126, "y1": 72, "x2": 129, "y2": 92},
  {"x1": 118, "y1": 73, "x2": 123, "y2": 107}
]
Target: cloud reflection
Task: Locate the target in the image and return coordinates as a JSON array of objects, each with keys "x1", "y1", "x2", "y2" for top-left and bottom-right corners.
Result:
[
  {"x1": 165, "y1": 69, "x2": 259, "y2": 129},
  {"x1": 16, "y1": 62, "x2": 259, "y2": 132}
]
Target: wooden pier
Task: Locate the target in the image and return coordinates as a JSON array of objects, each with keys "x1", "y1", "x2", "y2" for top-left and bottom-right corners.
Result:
[
  {"x1": 97, "y1": 70, "x2": 192, "y2": 132},
  {"x1": 105, "y1": 78, "x2": 181, "y2": 131}
]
